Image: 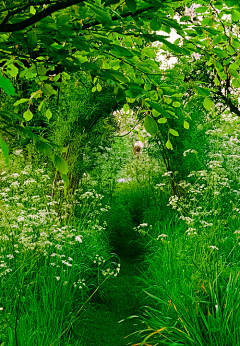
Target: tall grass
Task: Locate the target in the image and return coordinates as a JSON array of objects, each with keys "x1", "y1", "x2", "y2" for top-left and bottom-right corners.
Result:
[
  {"x1": 0, "y1": 156, "x2": 119, "y2": 345},
  {"x1": 130, "y1": 116, "x2": 240, "y2": 346}
]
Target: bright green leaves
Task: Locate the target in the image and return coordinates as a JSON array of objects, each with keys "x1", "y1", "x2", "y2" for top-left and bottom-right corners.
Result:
[
  {"x1": 97, "y1": 83, "x2": 102, "y2": 92},
  {"x1": 144, "y1": 116, "x2": 158, "y2": 136},
  {"x1": 195, "y1": 6, "x2": 209, "y2": 13},
  {"x1": 126, "y1": 0, "x2": 137, "y2": 13},
  {"x1": 123, "y1": 104, "x2": 130, "y2": 112},
  {"x1": 7, "y1": 64, "x2": 18, "y2": 78},
  {"x1": 232, "y1": 9, "x2": 240, "y2": 21},
  {"x1": 169, "y1": 128, "x2": 179, "y2": 136},
  {"x1": 172, "y1": 101, "x2": 181, "y2": 108},
  {"x1": 158, "y1": 117, "x2": 167, "y2": 124},
  {"x1": 53, "y1": 155, "x2": 68, "y2": 175},
  {"x1": 0, "y1": 74, "x2": 15, "y2": 95},
  {"x1": 166, "y1": 139, "x2": 173, "y2": 150},
  {"x1": 150, "y1": 17, "x2": 161, "y2": 31},
  {"x1": 23, "y1": 109, "x2": 33, "y2": 121},
  {"x1": 0, "y1": 138, "x2": 9, "y2": 166},
  {"x1": 184, "y1": 120, "x2": 190, "y2": 129},
  {"x1": 45, "y1": 109, "x2": 52, "y2": 120},
  {"x1": 14, "y1": 98, "x2": 29, "y2": 106},
  {"x1": 214, "y1": 76, "x2": 220, "y2": 86},
  {"x1": 203, "y1": 97, "x2": 214, "y2": 111}
]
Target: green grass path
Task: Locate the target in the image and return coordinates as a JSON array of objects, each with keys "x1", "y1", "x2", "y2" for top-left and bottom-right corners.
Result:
[{"x1": 78, "y1": 257, "x2": 143, "y2": 346}]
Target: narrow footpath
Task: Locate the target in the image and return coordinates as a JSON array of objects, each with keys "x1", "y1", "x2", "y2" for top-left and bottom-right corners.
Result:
[{"x1": 78, "y1": 256, "x2": 144, "y2": 346}]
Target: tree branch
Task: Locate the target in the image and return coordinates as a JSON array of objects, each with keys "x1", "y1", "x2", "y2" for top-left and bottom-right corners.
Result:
[{"x1": 0, "y1": 1, "x2": 154, "y2": 33}]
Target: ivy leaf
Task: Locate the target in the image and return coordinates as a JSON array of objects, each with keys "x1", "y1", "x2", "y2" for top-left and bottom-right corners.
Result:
[
  {"x1": 0, "y1": 74, "x2": 15, "y2": 95},
  {"x1": 53, "y1": 155, "x2": 68, "y2": 174},
  {"x1": 158, "y1": 117, "x2": 167, "y2": 124},
  {"x1": 144, "y1": 116, "x2": 158, "y2": 136},
  {"x1": 23, "y1": 109, "x2": 33, "y2": 121},
  {"x1": 203, "y1": 97, "x2": 213, "y2": 111},
  {"x1": 166, "y1": 139, "x2": 173, "y2": 150},
  {"x1": 184, "y1": 120, "x2": 189, "y2": 129},
  {"x1": 0, "y1": 138, "x2": 9, "y2": 166},
  {"x1": 45, "y1": 109, "x2": 52, "y2": 120},
  {"x1": 126, "y1": 0, "x2": 137, "y2": 13},
  {"x1": 169, "y1": 128, "x2": 179, "y2": 136},
  {"x1": 13, "y1": 98, "x2": 29, "y2": 106}
]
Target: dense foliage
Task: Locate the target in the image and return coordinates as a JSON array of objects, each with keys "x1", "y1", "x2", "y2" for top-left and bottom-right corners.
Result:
[{"x1": 1, "y1": 1, "x2": 240, "y2": 345}]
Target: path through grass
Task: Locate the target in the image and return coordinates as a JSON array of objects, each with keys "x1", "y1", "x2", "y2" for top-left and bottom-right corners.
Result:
[{"x1": 78, "y1": 256, "x2": 143, "y2": 346}]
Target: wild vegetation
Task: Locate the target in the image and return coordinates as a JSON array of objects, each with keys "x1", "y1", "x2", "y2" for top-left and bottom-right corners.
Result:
[{"x1": 1, "y1": 0, "x2": 240, "y2": 345}]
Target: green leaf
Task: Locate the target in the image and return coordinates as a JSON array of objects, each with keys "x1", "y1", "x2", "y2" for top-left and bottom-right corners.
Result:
[
  {"x1": 37, "y1": 66, "x2": 47, "y2": 76},
  {"x1": 53, "y1": 155, "x2": 68, "y2": 174},
  {"x1": 42, "y1": 83, "x2": 57, "y2": 96},
  {"x1": 85, "y1": 2, "x2": 111, "y2": 22},
  {"x1": 144, "y1": 116, "x2": 158, "y2": 136},
  {"x1": 0, "y1": 74, "x2": 15, "y2": 95},
  {"x1": 0, "y1": 138, "x2": 9, "y2": 166},
  {"x1": 166, "y1": 139, "x2": 173, "y2": 150},
  {"x1": 212, "y1": 48, "x2": 228, "y2": 58},
  {"x1": 13, "y1": 98, "x2": 29, "y2": 106},
  {"x1": 97, "y1": 83, "x2": 102, "y2": 91},
  {"x1": 126, "y1": 0, "x2": 137, "y2": 13},
  {"x1": 232, "y1": 9, "x2": 240, "y2": 21},
  {"x1": 7, "y1": 64, "x2": 18, "y2": 78},
  {"x1": 45, "y1": 109, "x2": 52, "y2": 120},
  {"x1": 169, "y1": 128, "x2": 179, "y2": 136},
  {"x1": 27, "y1": 29, "x2": 37, "y2": 47},
  {"x1": 152, "y1": 109, "x2": 160, "y2": 117},
  {"x1": 232, "y1": 79, "x2": 240, "y2": 88},
  {"x1": 214, "y1": 77, "x2": 220, "y2": 86},
  {"x1": 158, "y1": 117, "x2": 167, "y2": 124},
  {"x1": 195, "y1": 86, "x2": 210, "y2": 96},
  {"x1": 172, "y1": 101, "x2": 181, "y2": 108},
  {"x1": 147, "y1": 101, "x2": 170, "y2": 118},
  {"x1": 123, "y1": 104, "x2": 129, "y2": 112},
  {"x1": 203, "y1": 97, "x2": 213, "y2": 111},
  {"x1": 35, "y1": 141, "x2": 53, "y2": 156},
  {"x1": 30, "y1": 6, "x2": 36, "y2": 14},
  {"x1": 229, "y1": 69, "x2": 239, "y2": 79},
  {"x1": 150, "y1": 17, "x2": 161, "y2": 31},
  {"x1": 61, "y1": 173, "x2": 70, "y2": 196},
  {"x1": 195, "y1": 6, "x2": 208, "y2": 13},
  {"x1": 23, "y1": 109, "x2": 33, "y2": 121},
  {"x1": 184, "y1": 120, "x2": 189, "y2": 129}
]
